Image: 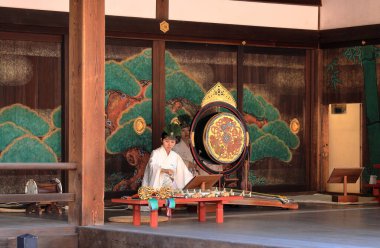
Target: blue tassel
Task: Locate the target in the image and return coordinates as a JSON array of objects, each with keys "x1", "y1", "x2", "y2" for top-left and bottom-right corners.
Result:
[
  {"x1": 148, "y1": 198, "x2": 159, "y2": 210},
  {"x1": 166, "y1": 198, "x2": 176, "y2": 209}
]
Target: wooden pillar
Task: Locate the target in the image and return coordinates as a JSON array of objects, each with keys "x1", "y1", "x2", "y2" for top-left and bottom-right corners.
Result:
[
  {"x1": 68, "y1": 0, "x2": 105, "y2": 226},
  {"x1": 306, "y1": 49, "x2": 318, "y2": 191},
  {"x1": 237, "y1": 46, "x2": 248, "y2": 190},
  {"x1": 152, "y1": 0, "x2": 169, "y2": 149},
  {"x1": 317, "y1": 49, "x2": 328, "y2": 192},
  {"x1": 152, "y1": 41, "x2": 166, "y2": 149},
  {"x1": 237, "y1": 45, "x2": 244, "y2": 113}
]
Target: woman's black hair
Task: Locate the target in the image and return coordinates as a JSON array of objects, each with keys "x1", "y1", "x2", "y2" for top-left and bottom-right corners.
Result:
[{"x1": 161, "y1": 131, "x2": 181, "y2": 144}]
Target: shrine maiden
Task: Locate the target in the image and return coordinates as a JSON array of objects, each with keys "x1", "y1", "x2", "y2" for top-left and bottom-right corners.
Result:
[
  {"x1": 173, "y1": 114, "x2": 210, "y2": 176},
  {"x1": 142, "y1": 124, "x2": 193, "y2": 189},
  {"x1": 173, "y1": 114, "x2": 197, "y2": 174}
]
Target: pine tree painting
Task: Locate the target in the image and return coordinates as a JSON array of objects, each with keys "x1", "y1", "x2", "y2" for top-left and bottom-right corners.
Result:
[
  {"x1": 0, "y1": 104, "x2": 62, "y2": 162},
  {"x1": 105, "y1": 48, "x2": 300, "y2": 191}
]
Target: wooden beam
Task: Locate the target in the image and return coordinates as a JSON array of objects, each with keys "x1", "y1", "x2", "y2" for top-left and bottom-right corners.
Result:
[
  {"x1": 0, "y1": 163, "x2": 76, "y2": 170},
  {"x1": 0, "y1": 7, "x2": 318, "y2": 48},
  {"x1": 68, "y1": 0, "x2": 105, "y2": 226},
  {"x1": 319, "y1": 24, "x2": 380, "y2": 48},
  {"x1": 233, "y1": 0, "x2": 321, "y2": 6},
  {"x1": 0, "y1": 31, "x2": 62, "y2": 42},
  {"x1": 106, "y1": 17, "x2": 319, "y2": 48},
  {"x1": 0, "y1": 193, "x2": 75, "y2": 203}
]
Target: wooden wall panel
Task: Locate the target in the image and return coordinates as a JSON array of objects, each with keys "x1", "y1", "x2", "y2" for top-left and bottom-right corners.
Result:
[
  {"x1": 0, "y1": 56, "x2": 61, "y2": 109},
  {"x1": 242, "y1": 48, "x2": 307, "y2": 190}
]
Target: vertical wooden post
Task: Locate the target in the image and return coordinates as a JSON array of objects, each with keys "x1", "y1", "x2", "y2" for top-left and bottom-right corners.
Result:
[
  {"x1": 68, "y1": 0, "x2": 105, "y2": 226},
  {"x1": 315, "y1": 49, "x2": 325, "y2": 192},
  {"x1": 201, "y1": 182, "x2": 206, "y2": 191},
  {"x1": 215, "y1": 202, "x2": 224, "y2": 223},
  {"x1": 198, "y1": 202, "x2": 206, "y2": 222},
  {"x1": 133, "y1": 205, "x2": 141, "y2": 226},
  {"x1": 152, "y1": 0, "x2": 169, "y2": 149},
  {"x1": 237, "y1": 46, "x2": 244, "y2": 113},
  {"x1": 152, "y1": 41, "x2": 166, "y2": 149},
  {"x1": 343, "y1": 176, "x2": 348, "y2": 197},
  {"x1": 306, "y1": 49, "x2": 317, "y2": 191},
  {"x1": 150, "y1": 210, "x2": 159, "y2": 228},
  {"x1": 237, "y1": 46, "x2": 248, "y2": 191}
]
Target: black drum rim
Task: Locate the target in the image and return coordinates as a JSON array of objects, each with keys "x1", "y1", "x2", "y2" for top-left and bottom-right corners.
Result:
[{"x1": 190, "y1": 101, "x2": 249, "y2": 175}]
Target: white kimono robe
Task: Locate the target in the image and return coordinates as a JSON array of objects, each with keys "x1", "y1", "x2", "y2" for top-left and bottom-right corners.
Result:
[
  {"x1": 173, "y1": 140, "x2": 211, "y2": 176},
  {"x1": 142, "y1": 146, "x2": 194, "y2": 189},
  {"x1": 173, "y1": 140, "x2": 194, "y2": 167}
]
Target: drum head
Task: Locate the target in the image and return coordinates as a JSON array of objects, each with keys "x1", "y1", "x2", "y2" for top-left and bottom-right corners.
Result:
[{"x1": 203, "y1": 112, "x2": 246, "y2": 164}]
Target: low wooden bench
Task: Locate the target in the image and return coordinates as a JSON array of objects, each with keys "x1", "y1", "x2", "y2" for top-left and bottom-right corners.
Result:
[{"x1": 112, "y1": 196, "x2": 243, "y2": 228}]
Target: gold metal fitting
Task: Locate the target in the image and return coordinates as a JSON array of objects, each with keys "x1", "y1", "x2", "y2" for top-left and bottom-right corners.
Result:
[{"x1": 160, "y1": 21, "x2": 169, "y2": 33}]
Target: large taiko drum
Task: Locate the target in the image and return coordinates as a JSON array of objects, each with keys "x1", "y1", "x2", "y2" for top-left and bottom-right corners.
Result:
[
  {"x1": 203, "y1": 112, "x2": 246, "y2": 164},
  {"x1": 190, "y1": 101, "x2": 249, "y2": 175}
]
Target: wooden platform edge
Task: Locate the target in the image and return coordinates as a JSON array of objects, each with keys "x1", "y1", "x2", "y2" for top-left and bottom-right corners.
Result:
[{"x1": 225, "y1": 198, "x2": 299, "y2": 210}]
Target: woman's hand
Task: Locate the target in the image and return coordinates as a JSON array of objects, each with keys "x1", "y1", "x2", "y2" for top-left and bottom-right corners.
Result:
[{"x1": 161, "y1": 168, "x2": 174, "y2": 176}]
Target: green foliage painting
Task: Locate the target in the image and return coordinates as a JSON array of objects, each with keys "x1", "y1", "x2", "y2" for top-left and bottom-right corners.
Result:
[
  {"x1": 0, "y1": 135, "x2": 57, "y2": 162},
  {"x1": 0, "y1": 122, "x2": 29, "y2": 151},
  {"x1": 166, "y1": 71, "x2": 205, "y2": 104},
  {"x1": 43, "y1": 129, "x2": 62, "y2": 158},
  {"x1": 122, "y1": 49, "x2": 153, "y2": 81},
  {"x1": 105, "y1": 48, "x2": 154, "y2": 191},
  {"x1": 262, "y1": 120, "x2": 300, "y2": 149},
  {"x1": 105, "y1": 62, "x2": 141, "y2": 96},
  {"x1": 118, "y1": 100, "x2": 152, "y2": 126},
  {"x1": 326, "y1": 58, "x2": 341, "y2": 89},
  {"x1": 251, "y1": 135, "x2": 292, "y2": 163},
  {"x1": 51, "y1": 106, "x2": 62, "y2": 129},
  {"x1": 106, "y1": 120, "x2": 152, "y2": 154},
  {"x1": 0, "y1": 104, "x2": 50, "y2": 137},
  {"x1": 242, "y1": 88, "x2": 299, "y2": 163},
  {"x1": 0, "y1": 104, "x2": 62, "y2": 162}
]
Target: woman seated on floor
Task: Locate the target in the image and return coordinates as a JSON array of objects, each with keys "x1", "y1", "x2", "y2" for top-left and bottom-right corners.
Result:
[{"x1": 142, "y1": 123, "x2": 194, "y2": 190}]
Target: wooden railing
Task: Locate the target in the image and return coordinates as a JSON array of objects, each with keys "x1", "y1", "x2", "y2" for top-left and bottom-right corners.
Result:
[
  {"x1": 0, "y1": 162, "x2": 77, "y2": 220},
  {"x1": 0, "y1": 163, "x2": 77, "y2": 171}
]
